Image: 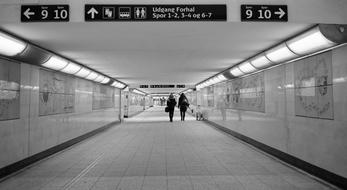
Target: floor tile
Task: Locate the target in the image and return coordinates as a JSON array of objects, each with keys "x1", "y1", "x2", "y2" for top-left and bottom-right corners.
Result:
[{"x1": 0, "y1": 107, "x2": 335, "y2": 190}]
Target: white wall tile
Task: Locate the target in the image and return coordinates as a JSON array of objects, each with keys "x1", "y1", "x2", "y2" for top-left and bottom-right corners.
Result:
[{"x1": 202, "y1": 45, "x2": 347, "y2": 178}]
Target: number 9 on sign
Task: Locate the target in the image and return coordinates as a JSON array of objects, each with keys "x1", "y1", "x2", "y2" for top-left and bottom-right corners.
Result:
[
  {"x1": 41, "y1": 10, "x2": 48, "y2": 19},
  {"x1": 246, "y1": 9, "x2": 252, "y2": 18}
]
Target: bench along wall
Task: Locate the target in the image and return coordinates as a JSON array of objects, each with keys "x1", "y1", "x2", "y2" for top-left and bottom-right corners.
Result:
[{"x1": 0, "y1": 60, "x2": 121, "y2": 169}]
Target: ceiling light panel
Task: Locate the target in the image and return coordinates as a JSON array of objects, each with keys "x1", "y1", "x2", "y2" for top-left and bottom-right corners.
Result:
[
  {"x1": 230, "y1": 67, "x2": 244, "y2": 77},
  {"x1": 238, "y1": 61, "x2": 257, "y2": 73},
  {"x1": 218, "y1": 74, "x2": 227, "y2": 81},
  {"x1": 101, "y1": 77, "x2": 110, "y2": 84},
  {"x1": 133, "y1": 89, "x2": 145, "y2": 95},
  {"x1": 94, "y1": 75, "x2": 105, "y2": 82},
  {"x1": 250, "y1": 55, "x2": 272, "y2": 68},
  {"x1": 60, "y1": 62, "x2": 81, "y2": 74},
  {"x1": 287, "y1": 26, "x2": 336, "y2": 55},
  {"x1": 42, "y1": 56, "x2": 68, "y2": 70},
  {"x1": 118, "y1": 84, "x2": 125, "y2": 88},
  {"x1": 85, "y1": 72, "x2": 98, "y2": 80},
  {"x1": 213, "y1": 77, "x2": 221, "y2": 83},
  {"x1": 112, "y1": 81, "x2": 125, "y2": 88},
  {"x1": 111, "y1": 81, "x2": 118, "y2": 86},
  {"x1": 265, "y1": 43, "x2": 298, "y2": 63},
  {"x1": 74, "y1": 67, "x2": 91, "y2": 78},
  {"x1": 0, "y1": 32, "x2": 27, "y2": 56}
]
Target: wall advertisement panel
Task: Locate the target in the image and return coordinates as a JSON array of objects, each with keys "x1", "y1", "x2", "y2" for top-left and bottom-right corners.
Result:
[
  {"x1": 93, "y1": 83, "x2": 115, "y2": 110},
  {"x1": 229, "y1": 72, "x2": 265, "y2": 112},
  {"x1": 0, "y1": 60, "x2": 20, "y2": 121},
  {"x1": 39, "y1": 69, "x2": 75, "y2": 116},
  {"x1": 294, "y1": 51, "x2": 333, "y2": 119}
]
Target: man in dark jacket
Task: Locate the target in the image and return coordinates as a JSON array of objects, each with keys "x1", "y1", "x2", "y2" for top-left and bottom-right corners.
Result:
[
  {"x1": 167, "y1": 93, "x2": 177, "y2": 122},
  {"x1": 178, "y1": 93, "x2": 189, "y2": 121}
]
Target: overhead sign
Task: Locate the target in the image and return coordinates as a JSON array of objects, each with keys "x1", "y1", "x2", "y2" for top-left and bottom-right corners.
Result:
[
  {"x1": 241, "y1": 5, "x2": 287, "y2": 22},
  {"x1": 85, "y1": 4, "x2": 226, "y2": 21},
  {"x1": 21, "y1": 5, "x2": 69, "y2": 22},
  {"x1": 139, "y1": 85, "x2": 186, "y2": 88}
]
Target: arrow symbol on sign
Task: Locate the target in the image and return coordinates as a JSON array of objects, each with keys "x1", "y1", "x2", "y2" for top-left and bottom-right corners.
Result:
[
  {"x1": 24, "y1": 8, "x2": 35, "y2": 19},
  {"x1": 87, "y1": 7, "x2": 98, "y2": 19},
  {"x1": 274, "y1": 8, "x2": 285, "y2": 19}
]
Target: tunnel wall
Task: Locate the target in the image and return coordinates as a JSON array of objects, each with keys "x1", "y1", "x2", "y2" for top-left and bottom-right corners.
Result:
[
  {"x1": 124, "y1": 91, "x2": 148, "y2": 117},
  {"x1": 0, "y1": 61, "x2": 121, "y2": 170},
  {"x1": 144, "y1": 96, "x2": 154, "y2": 109},
  {"x1": 192, "y1": 45, "x2": 347, "y2": 178}
]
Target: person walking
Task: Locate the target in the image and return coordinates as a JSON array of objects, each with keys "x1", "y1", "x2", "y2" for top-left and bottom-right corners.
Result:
[
  {"x1": 167, "y1": 93, "x2": 177, "y2": 122},
  {"x1": 178, "y1": 93, "x2": 189, "y2": 121}
]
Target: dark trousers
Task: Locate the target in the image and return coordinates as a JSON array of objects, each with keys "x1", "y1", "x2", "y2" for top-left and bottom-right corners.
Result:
[
  {"x1": 180, "y1": 111, "x2": 186, "y2": 121},
  {"x1": 169, "y1": 110, "x2": 174, "y2": 122}
]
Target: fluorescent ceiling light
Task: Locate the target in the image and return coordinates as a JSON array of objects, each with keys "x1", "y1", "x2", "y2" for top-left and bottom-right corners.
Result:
[
  {"x1": 74, "y1": 67, "x2": 91, "y2": 78},
  {"x1": 42, "y1": 56, "x2": 68, "y2": 70},
  {"x1": 111, "y1": 81, "x2": 118, "y2": 86},
  {"x1": 250, "y1": 55, "x2": 272, "y2": 68},
  {"x1": 265, "y1": 43, "x2": 298, "y2": 63},
  {"x1": 230, "y1": 67, "x2": 244, "y2": 77},
  {"x1": 213, "y1": 77, "x2": 220, "y2": 83},
  {"x1": 217, "y1": 74, "x2": 227, "y2": 81},
  {"x1": 101, "y1": 77, "x2": 110, "y2": 84},
  {"x1": 112, "y1": 81, "x2": 125, "y2": 89},
  {"x1": 60, "y1": 62, "x2": 81, "y2": 74},
  {"x1": 0, "y1": 32, "x2": 27, "y2": 56},
  {"x1": 238, "y1": 62, "x2": 257, "y2": 73},
  {"x1": 215, "y1": 76, "x2": 223, "y2": 83},
  {"x1": 287, "y1": 26, "x2": 336, "y2": 55},
  {"x1": 211, "y1": 78, "x2": 218, "y2": 84},
  {"x1": 94, "y1": 75, "x2": 105, "y2": 82},
  {"x1": 85, "y1": 72, "x2": 98, "y2": 80},
  {"x1": 133, "y1": 89, "x2": 145, "y2": 95}
]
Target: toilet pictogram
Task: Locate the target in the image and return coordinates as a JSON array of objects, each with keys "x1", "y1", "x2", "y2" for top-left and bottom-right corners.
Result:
[{"x1": 134, "y1": 7, "x2": 147, "y2": 19}]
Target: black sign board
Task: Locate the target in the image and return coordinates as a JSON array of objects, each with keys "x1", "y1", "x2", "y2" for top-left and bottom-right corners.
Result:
[
  {"x1": 21, "y1": 5, "x2": 69, "y2": 22},
  {"x1": 241, "y1": 5, "x2": 287, "y2": 22},
  {"x1": 150, "y1": 85, "x2": 175, "y2": 88},
  {"x1": 140, "y1": 85, "x2": 186, "y2": 88},
  {"x1": 85, "y1": 4, "x2": 226, "y2": 21},
  {"x1": 176, "y1": 85, "x2": 186, "y2": 88}
]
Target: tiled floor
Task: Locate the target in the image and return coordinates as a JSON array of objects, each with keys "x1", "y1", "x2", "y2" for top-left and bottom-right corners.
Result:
[{"x1": 0, "y1": 106, "x2": 336, "y2": 190}]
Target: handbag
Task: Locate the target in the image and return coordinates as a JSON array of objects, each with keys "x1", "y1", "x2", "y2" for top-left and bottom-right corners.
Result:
[{"x1": 165, "y1": 106, "x2": 169, "y2": 112}]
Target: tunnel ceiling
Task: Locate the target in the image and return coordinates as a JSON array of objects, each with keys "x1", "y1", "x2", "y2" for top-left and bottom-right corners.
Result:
[{"x1": 0, "y1": 22, "x2": 312, "y2": 93}]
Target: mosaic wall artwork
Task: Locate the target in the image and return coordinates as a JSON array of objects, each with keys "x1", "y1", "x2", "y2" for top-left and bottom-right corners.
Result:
[
  {"x1": 229, "y1": 72, "x2": 265, "y2": 112},
  {"x1": 185, "y1": 91, "x2": 197, "y2": 106},
  {"x1": 39, "y1": 69, "x2": 75, "y2": 116},
  {"x1": 214, "y1": 82, "x2": 229, "y2": 109},
  {"x1": 92, "y1": 83, "x2": 115, "y2": 110},
  {"x1": 0, "y1": 60, "x2": 20, "y2": 121},
  {"x1": 294, "y1": 51, "x2": 333, "y2": 119},
  {"x1": 207, "y1": 86, "x2": 214, "y2": 107},
  {"x1": 129, "y1": 93, "x2": 144, "y2": 106}
]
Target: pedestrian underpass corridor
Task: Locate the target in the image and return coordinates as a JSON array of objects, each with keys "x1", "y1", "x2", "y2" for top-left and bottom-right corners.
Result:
[{"x1": 0, "y1": 106, "x2": 333, "y2": 190}]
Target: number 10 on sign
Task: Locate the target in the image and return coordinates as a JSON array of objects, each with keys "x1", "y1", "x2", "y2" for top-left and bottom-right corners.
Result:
[
  {"x1": 21, "y1": 5, "x2": 69, "y2": 22},
  {"x1": 241, "y1": 5, "x2": 288, "y2": 22},
  {"x1": 41, "y1": 9, "x2": 68, "y2": 19},
  {"x1": 245, "y1": 9, "x2": 272, "y2": 19}
]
